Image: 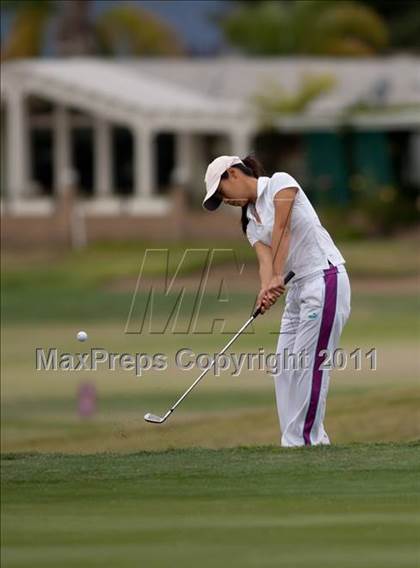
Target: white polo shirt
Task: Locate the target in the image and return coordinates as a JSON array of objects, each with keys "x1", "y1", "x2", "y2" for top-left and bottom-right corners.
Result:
[{"x1": 246, "y1": 173, "x2": 345, "y2": 279}]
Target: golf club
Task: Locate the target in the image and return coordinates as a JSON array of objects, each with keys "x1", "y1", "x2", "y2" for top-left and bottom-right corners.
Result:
[{"x1": 144, "y1": 270, "x2": 295, "y2": 424}]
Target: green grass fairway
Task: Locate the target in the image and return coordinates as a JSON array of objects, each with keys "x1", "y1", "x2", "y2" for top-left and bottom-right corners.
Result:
[
  {"x1": 2, "y1": 236, "x2": 419, "y2": 566},
  {"x1": 2, "y1": 444, "x2": 420, "y2": 568}
]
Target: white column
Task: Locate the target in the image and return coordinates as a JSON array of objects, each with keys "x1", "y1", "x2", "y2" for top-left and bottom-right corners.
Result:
[
  {"x1": 172, "y1": 131, "x2": 194, "y2": 185},
  {"x1": 53, "y1": 104, "x2": 72, "y2": 194},
  {"x1": 6, "y1": 89, "x2": 28, "y2": 202},
  {"x1": 408, "y1": 131, "x2": 420, "y2": 184},
  {"x1": 230, "y1": 127, "x2": 253, "y2": 159},
  {"x1": 134, "y1": 125, "x2": 154, "y2": 197},
  {"x1": 94, "y1": 116, "x2": 112, "y2": 198},
  {"x1": 0, "y1": 105, "x2": 6, "y2": 199}
]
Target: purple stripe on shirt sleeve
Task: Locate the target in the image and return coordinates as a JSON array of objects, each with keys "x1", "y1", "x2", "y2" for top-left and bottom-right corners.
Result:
[{"x1": 303, "y1": 265, "x2": 338, "y2": 446}]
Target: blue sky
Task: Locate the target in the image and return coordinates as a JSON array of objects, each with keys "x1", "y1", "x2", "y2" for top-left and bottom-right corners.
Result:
[
  {"x1": 92, "y1": 1, "x2": 229, "y2": 54},
  {"x1": 1, "y1": 0, "x2": 232, "y2": 56}
]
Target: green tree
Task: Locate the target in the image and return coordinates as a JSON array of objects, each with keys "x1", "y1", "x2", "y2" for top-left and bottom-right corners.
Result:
[
  {"x1": 363, "y1": 0, "x2": 420, "y2": 52},
  {"x1": 1, "y1": 1, "x2": 54, "y2": 60},
  {"x1": 96, "y1": 5, "x2": 184, "y2": 56},
  {"x1": 221, "y1": 0, "x2": 389, "y2": 56},
  {"x1": 1, "y1": 0, "x2": 184, "y2": 60}
]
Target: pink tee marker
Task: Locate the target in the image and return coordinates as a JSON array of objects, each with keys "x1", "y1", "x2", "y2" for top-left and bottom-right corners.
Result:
[{"x1": 78, "y1": 382, "x2": 97, "y2": 418}]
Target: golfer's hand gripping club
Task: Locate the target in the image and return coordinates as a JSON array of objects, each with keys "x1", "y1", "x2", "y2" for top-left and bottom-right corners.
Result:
[
  {"x1": 252, "y1": 270, "x2": 295, "y2": 318},
  {"x1": 144, "y1": 270, "x2": 295, "y2": 424}
]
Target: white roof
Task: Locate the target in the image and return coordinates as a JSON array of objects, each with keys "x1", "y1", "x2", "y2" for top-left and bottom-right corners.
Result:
[
  {"x1": 2, "y1": 56, "x2": 420, "y2": 129},
  {"x1": 1, "y1": 59, "x2": 245, "y2": 131},
  {"x1": 129, "y1": 56, "x2": 420, "y2": 120}
]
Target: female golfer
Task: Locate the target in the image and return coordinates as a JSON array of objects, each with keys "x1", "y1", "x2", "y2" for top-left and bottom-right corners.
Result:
[{"x1": 202, "y1": 155, "x2": 351, "y2": 447}]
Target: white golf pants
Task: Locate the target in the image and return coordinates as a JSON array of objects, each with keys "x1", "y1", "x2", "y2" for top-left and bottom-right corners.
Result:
[{"x1": 273, "y1": 263, "x2": 351, "y2": 447}]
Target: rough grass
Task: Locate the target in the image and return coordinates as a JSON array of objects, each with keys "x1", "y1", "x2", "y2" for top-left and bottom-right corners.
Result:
[
  {"x1": 2, "y1": 444, "x2": 420, "y2": 568},
  {"x1": 2, "y1": 381, "x2": 420, "y2": 454},
  {"x1": 2, "y1": 311, "x2": 419, "y2": 453}
]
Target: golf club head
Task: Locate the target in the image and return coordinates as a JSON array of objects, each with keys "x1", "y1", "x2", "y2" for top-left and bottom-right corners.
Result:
[{"x1": 144, "y1": 413, "x2": 164, "y2": 424}]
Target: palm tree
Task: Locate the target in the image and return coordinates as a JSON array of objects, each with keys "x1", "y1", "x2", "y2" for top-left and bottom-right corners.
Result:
[
  {"x1": 1, "y1": 0, "x2": 184, "y2": 60},
  {"x1": 95, "y1": 5, "x2": 184, "y2": 57},
  {"x1": 220, "y1": 0, "x2": 389, "y2": 56},
  {"x1": 1, "y1": 0, "x2": 54, "y2": 60}
]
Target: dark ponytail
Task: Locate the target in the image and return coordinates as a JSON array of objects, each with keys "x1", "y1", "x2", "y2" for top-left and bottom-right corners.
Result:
[
  {"x1": 240, "y1": 203, "x2": 249, "y2": 236},
  {"x1": 231, "y1": 154, "x2": 266, "y2": 235},
  {"x1": 241, "y1": 154, "x2": 266, "y2": 178}
]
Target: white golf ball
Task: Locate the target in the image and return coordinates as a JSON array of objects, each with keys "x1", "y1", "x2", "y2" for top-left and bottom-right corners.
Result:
[{"x1": 77, "y1": 330, "x2": 88, "y2": 342}]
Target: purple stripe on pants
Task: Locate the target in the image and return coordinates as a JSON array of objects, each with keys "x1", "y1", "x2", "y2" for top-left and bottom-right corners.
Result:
[{"x1": 303, "y1": 265, "x2": 338, "y2": 446}]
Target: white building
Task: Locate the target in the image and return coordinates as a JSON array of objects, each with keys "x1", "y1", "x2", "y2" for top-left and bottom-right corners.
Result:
[{"x1": 1, "y1": 56, "x2": 419, "y2": 224}]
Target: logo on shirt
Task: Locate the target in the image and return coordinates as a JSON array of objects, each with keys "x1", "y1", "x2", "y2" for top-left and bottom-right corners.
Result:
[{"x1": 308, "y1": 312, "x2": 319, "y2": 320}]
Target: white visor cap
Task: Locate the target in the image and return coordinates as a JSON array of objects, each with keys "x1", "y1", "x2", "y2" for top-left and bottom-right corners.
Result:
[{"x1": 202, "y1": 155, "x2": 244, "y2": 211}]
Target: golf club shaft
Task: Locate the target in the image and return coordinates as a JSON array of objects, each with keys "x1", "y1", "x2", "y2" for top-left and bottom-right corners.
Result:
[
  {"x1": 167, "y1": 314, "x2": 257, "y2": 415},
  {"x1": 163, "y1": 270, "x2": 295, "y2": 417}
]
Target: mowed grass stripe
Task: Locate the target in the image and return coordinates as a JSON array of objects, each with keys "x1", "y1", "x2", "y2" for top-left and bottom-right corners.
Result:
[{"x1": 2, "y1": 444, "x2": 420, "y2": 568}]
